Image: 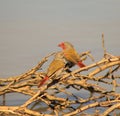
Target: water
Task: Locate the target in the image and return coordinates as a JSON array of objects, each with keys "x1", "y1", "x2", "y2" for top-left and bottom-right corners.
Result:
[{"x1": 0, "y1": 1, "x2": 120, "y2": 114}]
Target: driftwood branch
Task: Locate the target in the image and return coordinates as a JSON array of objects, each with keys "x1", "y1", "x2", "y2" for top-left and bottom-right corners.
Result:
[{"x1": 0, "y1": 35, "x2": 120, "y2": 116}]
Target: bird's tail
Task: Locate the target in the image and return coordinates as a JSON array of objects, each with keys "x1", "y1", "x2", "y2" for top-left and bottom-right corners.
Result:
[
  {"x1": 77, "y1": 61, "x2": 86, "y2": 68},
  {"x1": 38, "y1": 76, "x2": 49, "y2": 88}
]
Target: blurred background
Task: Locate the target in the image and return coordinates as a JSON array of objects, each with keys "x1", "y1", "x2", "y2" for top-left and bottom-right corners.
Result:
[
  {"x1": 0, "y1": 0, "x2": 120, "y2": 106},
  {"x1": 0, "y1": 0, "x2": 120, "y2": 77}
]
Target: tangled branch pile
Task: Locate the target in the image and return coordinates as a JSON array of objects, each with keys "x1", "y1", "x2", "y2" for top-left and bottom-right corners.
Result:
[{"x1": 0, "y1": 36, "x2": 120, "y2": 116}]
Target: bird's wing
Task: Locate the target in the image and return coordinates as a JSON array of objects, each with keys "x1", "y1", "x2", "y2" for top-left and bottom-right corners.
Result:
[
  {"x1": 47, "y1": 59, "x2": 65, "y2": 77},
  {"x1": 64, "y1": 49, "x2": 80, "y2": 64}
]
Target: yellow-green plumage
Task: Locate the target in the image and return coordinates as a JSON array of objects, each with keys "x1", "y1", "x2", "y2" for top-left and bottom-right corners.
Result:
[
  {"x1": 58, "y1": 42, "x2": 86, "y2": 68},
  {"x1": 38, "y1": 52, "x2": 65, "y2": 87}
]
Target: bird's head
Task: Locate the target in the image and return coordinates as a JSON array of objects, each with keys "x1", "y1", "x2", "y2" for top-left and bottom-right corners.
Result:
[
  {"x1": 55, "y1": 52, "x2": 64, "y2": 59},
  {"x1": 58, "y1": 42, "x2": 73, "y2": 50},
  {"x1": 58, "y1": 42, "x2": 66, "y2": 49}
]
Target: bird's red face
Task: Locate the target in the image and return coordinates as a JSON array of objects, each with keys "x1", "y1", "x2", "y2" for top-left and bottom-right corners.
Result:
[{"x1": 58, "y1": 42, "x2": 66, "y2": 50}]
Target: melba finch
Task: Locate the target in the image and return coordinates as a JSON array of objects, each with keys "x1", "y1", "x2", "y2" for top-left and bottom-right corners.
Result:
[
  {"x1": 38, "y1": 52, "x2": 66, "y2": 87},
  {"x1": 58, "y1": 42, "x2": 86, "y2": 68}
]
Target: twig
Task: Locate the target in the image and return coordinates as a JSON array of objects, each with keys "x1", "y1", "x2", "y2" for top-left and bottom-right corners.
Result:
[
  {"x1": 102, "y1": 103, "x2": 120, "y2": 116},
  {"x1": 102, "y1": 33, "x2": 107, "y2": 57}
]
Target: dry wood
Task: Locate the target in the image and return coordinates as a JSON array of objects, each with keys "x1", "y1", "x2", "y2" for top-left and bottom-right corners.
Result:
[{"x1": 0, "y1": 36, "x2": 120, "y2": 116}]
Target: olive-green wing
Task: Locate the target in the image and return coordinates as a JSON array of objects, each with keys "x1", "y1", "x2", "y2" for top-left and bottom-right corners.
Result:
[
  {"x1": 64, "y1": 49, "x2": 80, "y2": 64},
  {"x1": 47, "y1": 59, "x2": 65, "y2": 77}
]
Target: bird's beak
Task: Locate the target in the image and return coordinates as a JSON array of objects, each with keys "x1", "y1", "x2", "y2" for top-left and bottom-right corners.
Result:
[
  {"x1": 58, "y1": 42, "x2": 64, "y2": 48},
  {"x1": 58, "y1": 43, "x2": 61, "y2": 47}
]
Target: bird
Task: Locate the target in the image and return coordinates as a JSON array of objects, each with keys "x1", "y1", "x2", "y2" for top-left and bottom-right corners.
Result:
[
  {"x1": 58, "y1": 42, "x2": 86, "y2": 68},
  {"x1": 38, "y1": 52, "x2": 66, "y2": 87}
]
